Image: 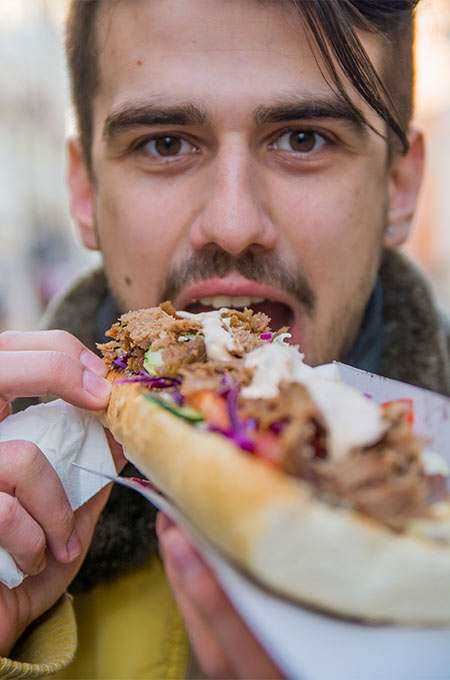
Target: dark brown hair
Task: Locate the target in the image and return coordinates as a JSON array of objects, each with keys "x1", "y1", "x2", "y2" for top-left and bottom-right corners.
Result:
[{"x1": 66, "y1": 0, "x2": 421, "y2": 169}]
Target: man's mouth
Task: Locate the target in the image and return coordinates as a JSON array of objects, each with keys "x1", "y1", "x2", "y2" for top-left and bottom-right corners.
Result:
[
  {"x1": 184, "y1": 296, "x2": 294, "y2": 331},
  {"x1": 174, "y1": 277, "x2": 299, "y2": 336}
]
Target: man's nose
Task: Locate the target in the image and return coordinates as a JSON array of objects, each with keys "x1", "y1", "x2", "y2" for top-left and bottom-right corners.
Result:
[{"x1": 190, "y1": 142, "x2": 277, "y2": 256}]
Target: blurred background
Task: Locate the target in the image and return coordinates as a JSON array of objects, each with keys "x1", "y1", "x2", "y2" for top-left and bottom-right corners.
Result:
[{"x1": 0, "y1": 0, "x2": 449, "y2": 330}]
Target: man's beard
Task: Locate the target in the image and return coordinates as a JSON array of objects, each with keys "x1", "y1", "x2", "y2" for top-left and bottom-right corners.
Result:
[{"x1": 160, "y1": 244, "x2": 316, "y2": 316}]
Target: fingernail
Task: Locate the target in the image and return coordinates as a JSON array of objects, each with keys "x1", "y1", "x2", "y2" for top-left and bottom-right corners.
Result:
[
  {"x1": 80, "y1": 351, "x2": 107, "y2": 377},
  {"x1": 66, "y1": 530, "x2": 81, "y2": 561},
  {"x1": 163, "y1": 534, "x2": 203, "y2": 579},
  {"x1": 83, "y1": 370, "x2": 112, "y2": 400}
]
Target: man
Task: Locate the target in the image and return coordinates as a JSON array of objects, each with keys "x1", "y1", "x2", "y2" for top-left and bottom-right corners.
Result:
[{"x1": 0, "y1": 0, "x2": 448, "y2": 677}]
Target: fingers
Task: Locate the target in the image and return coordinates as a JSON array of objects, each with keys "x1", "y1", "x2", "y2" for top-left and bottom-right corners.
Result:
[
  {"x1": 20, "y1": 481, "x2": 115, "y2": 629},
  {"x1": 0, "y1": 492, "x2": 47, "y2": 575},
  {"x1": 0, "y1": 350, "x2": 110, "y2": 410},
  {"x1": 157, "y1": 519, "x2": 231, "y2": 678},
  {"x1": 163, "y1": 550, "x2": 233, "y2": 677},
  {"x1": 0, "y1": 330, "x2": 103, "y2": 369},
  {"x1": 0, "y1": 440, "x2": 80, "y2": 565},
  {"x1": 158, "y1": 518, "x2": 283, "y2": 679}
]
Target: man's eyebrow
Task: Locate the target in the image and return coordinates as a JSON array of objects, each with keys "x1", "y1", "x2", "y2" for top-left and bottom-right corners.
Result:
[
  {"x1": 103, "y1": 103, "x2": 208, "y2": 141},
  {"x1": 254, "y1": 96, "x2": 366, "y2": 131}
]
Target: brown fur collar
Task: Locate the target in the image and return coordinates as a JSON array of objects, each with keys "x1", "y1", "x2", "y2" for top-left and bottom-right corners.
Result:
[{"x1": 40, "y1": 249, "x2": 450, "y2": 590}]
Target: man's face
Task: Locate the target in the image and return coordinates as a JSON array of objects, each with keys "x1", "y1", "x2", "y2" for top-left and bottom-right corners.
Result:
[{"x1": 73, "y1": 0, "x2": 401, "y2": 365}]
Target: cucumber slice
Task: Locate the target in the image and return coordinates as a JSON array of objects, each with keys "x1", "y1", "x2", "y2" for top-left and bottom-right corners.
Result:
[
  {"x1": 145, "y1": 394, "x2": 204, "y2": 423},
  {"x1": 143, "y1": 349, "x2": 163, "y2": 375}
]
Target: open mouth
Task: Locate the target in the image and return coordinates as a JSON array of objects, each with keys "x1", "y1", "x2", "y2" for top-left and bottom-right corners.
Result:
[{"x1": 184, "y1": 296, "x2": 294, "y2": 332}]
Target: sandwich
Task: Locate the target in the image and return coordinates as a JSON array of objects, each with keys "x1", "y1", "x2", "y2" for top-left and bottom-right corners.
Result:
[{"x1": 98, "y1": 302, "x2": 450, "y2": 624}]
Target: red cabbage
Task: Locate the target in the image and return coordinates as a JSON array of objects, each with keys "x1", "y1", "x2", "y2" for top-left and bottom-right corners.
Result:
[
  {"x1": 113, "y1": 354, "x2": 129, "y2": 370},
  {"x1": 208, "y1": 424, "x2": 256, "y2": 453},
  {"x1": 171, "y1": 388, "x2": 185, "y2": 406},
  {"x1": 212, "y1": 380, "x2": 256, "y2": 453},
  {"x1": 260, "y1": 332, "x2": 273, "y2": 341},
  {"x1": 269, "y1": 420, "x2": 288, "y2": 435},
  {"x1": 117, "y1": 374, "x2": 181, "y2": 389}
]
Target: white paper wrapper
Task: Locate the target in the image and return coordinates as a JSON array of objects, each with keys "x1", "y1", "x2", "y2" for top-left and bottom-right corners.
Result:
[
  {"x1": 0, "y1": 400, "x2": 116, "y2": 588},
  {"x1": 78, "y1": 468, "x2": 450, "y2": 680}
]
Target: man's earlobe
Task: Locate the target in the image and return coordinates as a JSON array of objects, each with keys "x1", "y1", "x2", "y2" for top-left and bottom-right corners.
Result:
[
  {"x1": 384, "y1": 128, "x2": 425, "y2": 248},
  {"x1": 67, "y1": 137, "x2": 99, "y2": 250}
]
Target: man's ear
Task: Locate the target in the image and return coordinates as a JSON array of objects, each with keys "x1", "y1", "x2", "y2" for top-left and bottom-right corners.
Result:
[
  {"x1": 67, "y1": 137, "x2": 99, "y2": 250},
  {"x1": 384, "y1": 128, "x2": 425, "y2": 248}
]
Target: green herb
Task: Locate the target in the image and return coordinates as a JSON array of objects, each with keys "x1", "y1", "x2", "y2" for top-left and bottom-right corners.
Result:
[{"x1": 145, "y1": 394, "x2": 204, "y2": 423}]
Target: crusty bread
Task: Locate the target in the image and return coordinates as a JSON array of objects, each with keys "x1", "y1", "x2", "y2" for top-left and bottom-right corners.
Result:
[{"x1": 102, "y1": 371, "x2": 450, "y2": 625}]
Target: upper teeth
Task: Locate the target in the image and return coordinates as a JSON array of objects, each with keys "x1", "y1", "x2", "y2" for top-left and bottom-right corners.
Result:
[{"x1": 197, "y1": 296, "x2": 265, "y2": 309}]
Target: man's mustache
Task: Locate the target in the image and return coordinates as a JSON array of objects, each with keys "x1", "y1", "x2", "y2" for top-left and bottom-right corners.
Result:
[{"x1": 160, "y1": 245, "x2": 315, "y2": 315}]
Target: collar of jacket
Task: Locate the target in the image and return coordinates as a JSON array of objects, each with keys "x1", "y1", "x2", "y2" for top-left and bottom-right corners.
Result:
[{"x1": 40, "y1": 248, "x2": 450, "y2": 590}]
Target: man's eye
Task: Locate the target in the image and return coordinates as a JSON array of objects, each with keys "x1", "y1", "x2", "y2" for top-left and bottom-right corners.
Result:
[
  {"x1": 138, "y1": 135, "x2": 196, "y2": 158},
  {"x1": 271, "y1": 130, "x2": 327, "y2": 154}
]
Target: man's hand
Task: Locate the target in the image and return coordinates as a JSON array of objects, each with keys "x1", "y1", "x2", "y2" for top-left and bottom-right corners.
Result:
[
  {"x1": 0, "y1": 330, "x2": 126, "y2": 656},
  {"x1": 157, "y1": 512, "x2": 284, "y2": 679}
]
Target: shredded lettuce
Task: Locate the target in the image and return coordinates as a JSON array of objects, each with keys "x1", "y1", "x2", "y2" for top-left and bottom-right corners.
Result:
[{"x1": 143, "y1": 348, "x2": 163, "y2": 375}]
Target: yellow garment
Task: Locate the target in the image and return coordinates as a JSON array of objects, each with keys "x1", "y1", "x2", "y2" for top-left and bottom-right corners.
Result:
[{"x1": 0, "y1": 554, "x2": 190, "y2": 679}]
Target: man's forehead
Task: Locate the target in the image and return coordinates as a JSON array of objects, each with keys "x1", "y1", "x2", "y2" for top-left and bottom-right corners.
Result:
[
  {"x1": 94, "y1": 0, "x2": 384, "y2": 130},
  {"x1": 96, "y1": 0, "x2": 314, "y2": 82}
]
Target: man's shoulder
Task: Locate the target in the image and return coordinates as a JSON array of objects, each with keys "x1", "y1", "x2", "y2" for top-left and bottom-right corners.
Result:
[
  {"x1": 379, "y1": 249, "x2": 450, "y2": 396},
  {"x1": 41, "y1": 267, "x2": 108, "y2": 353}
]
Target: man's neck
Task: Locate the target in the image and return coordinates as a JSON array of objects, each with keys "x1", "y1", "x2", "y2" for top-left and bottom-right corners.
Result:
[{"x1": 343, "y1": 278, "x2": 384, "y2": 373}]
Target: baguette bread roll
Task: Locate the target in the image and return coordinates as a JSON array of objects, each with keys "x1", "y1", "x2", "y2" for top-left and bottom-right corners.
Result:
[{"x1": 103, "y1": 370, "x2": 450, "y2": 625}]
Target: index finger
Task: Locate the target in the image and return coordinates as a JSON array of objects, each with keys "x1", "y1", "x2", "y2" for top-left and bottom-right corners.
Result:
[
  {"x1": 0, "y1": 351, "x2": 111, "y2": 410},
  {"x1": 0, "y1": 330, "x2": 104, "y2": 374}
]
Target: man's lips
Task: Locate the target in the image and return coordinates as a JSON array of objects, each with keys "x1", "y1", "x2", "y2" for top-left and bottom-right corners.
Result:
[
  {"x1": 172, "y1": 275, "x2": 302, "y2": 336},
  {"x1": 174, "y1": 275, "x2": 298, "y2": 310}
]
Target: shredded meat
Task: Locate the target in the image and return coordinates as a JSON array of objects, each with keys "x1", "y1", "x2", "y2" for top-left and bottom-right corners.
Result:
[
  {"x1": 154, "y1": 335, "x2": 206, "y2": 374},
  {"x1": 222, "y1": 309, "x2": 271, "y2": 355},
  {"x1": 179, "y1": 362, "x2": 252, "y2": 397},
  {"x1": 98, "y1": 306, "x2": 204, "y2": 372},
  {"x1": 98, "y1": 304, "x2": 272, "y2": 373},
  {"x1": 242, "y1": 385, "x2": 431, "y2": 530}
]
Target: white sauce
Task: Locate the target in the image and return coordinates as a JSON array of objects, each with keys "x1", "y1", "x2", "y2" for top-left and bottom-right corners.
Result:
[
  {"x1": 242, "y1": 339, "x2": 387, "y2": 460},
  {"x1": 421, "y1": 449, "x2": 450, "y2": 477},
  {"x1": 409, "y1": 503, "x2": 450, "y2": 543},
  {"x1": 176, "y1": 310, "x2": 387, "y2": 459},
  {"x1": 177, "y1": 309, "x2": 236, "y2": 362}
]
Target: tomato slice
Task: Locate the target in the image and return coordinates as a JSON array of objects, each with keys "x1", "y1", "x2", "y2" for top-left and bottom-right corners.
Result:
[
  {"x1": 382, "y1": 398, "x2": 414, "y2": 427},
  {"x1": 187, "y1": 390, "x2": 230, "y2": 430},
  {"x1": 253, "y1": 431, "x2": 284, "y2": 466}
]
